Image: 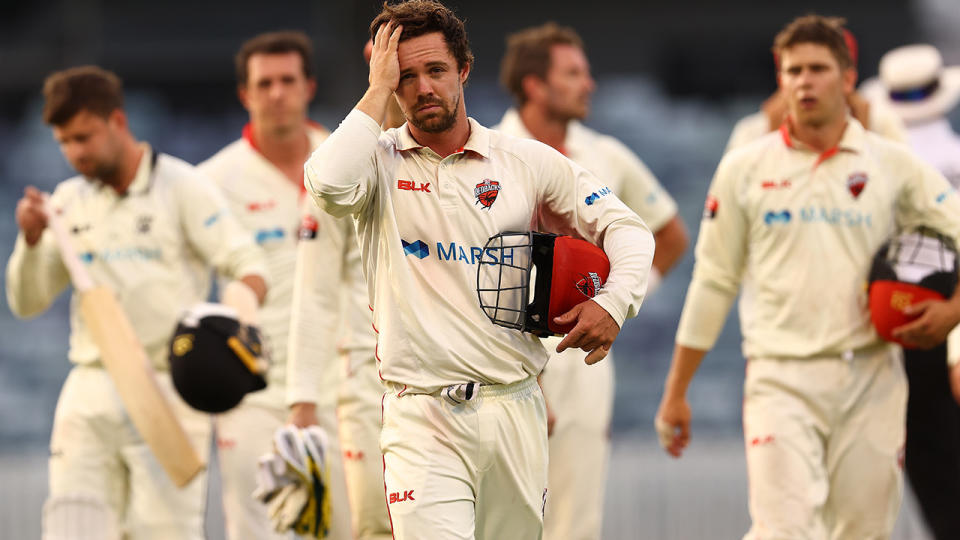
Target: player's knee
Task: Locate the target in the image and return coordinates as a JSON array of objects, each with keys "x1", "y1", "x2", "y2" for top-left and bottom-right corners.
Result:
[{"x1": 43, "y1": 492, "x2": 121, "y2": 540}]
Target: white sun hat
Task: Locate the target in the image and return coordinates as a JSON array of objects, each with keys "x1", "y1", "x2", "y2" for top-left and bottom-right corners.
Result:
[{"x1": 870, "y1": 44, "x2": 960, "y2": 124}]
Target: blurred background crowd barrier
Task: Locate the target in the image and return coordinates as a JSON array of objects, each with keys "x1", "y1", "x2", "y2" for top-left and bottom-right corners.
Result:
[{"x1": 2, "y1": 0, "x2": 958, "y2": 537}]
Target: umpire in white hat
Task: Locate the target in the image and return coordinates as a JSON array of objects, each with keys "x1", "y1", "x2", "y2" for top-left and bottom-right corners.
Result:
[{"x1": 867, "y1": 43, "x2": 960, "y2": 540}]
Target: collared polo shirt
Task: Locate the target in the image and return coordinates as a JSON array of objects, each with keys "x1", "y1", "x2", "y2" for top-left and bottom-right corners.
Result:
[
  {"x1": 304, "y1": 110, "x2": 654, "y2": 393},
  {"x1": 6, "y1": 144, "x2": 267, "y2": 368}
]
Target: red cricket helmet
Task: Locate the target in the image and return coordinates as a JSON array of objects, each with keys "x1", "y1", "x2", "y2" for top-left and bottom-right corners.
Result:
[
  {"x1": 868, "y1": 227, "x2": 958, "y2": 348},
  {"x1": 476, "y1": 231, "x2": 610, "y2": 336}
]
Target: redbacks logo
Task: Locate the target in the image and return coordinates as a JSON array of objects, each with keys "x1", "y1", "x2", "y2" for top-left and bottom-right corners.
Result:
[
  {"x1": 847, "y1": 172, "x2": 868, "y2": 199},
  {"x1": 474, "y1": 179, "x2": 501, "y2": 209},
  {"x1": 703, "y1": 194, "x2": 718, "y2": 219},
  {"x1": 576, "y1": 272, "x2": 603, "y2": 298},
  {"x1": 298, "y1": 215, "x2": 318, "y2": 240}
]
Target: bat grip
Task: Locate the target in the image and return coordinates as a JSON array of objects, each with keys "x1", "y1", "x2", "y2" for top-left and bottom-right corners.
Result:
[{"x1": 43, "y1": 195, "x2": 95, "y2": 292}]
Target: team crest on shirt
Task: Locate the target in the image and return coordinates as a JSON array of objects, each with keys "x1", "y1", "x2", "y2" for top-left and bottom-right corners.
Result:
[
  {"x1": 847, "y1": 172, "x2": 868, "y2": 199},
  {"x1": 136, "y1": 215, "x2": 153, "y2": 234},
  {"x1": 575, "y1": 272, "x2": 603, "y2": 298},
  {"x1": 474, "y1": 179, "x2": 501, "y2": 209},
  {"x1": 298, "y1": 214, "x2": 318, "y2": 240},
  {"x1": 703, "y1": 194, "x2": 719, "y2": 219}
]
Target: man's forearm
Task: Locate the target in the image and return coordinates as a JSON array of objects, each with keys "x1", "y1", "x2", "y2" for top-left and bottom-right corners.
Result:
[
  {"x1": 356, "y1": 85, "x2": 397, "y2": 128},
  {"x1": 663, "y1": 345, "x2": 709, "y2": 400},
  {"x1": 651, "y1": 215, "x2": 689, "y2": 276}
]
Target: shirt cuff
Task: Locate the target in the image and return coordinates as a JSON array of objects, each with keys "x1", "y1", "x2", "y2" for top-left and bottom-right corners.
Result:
[{"x1": 675, "y1": 279, "x2": 737, "y2": 350}]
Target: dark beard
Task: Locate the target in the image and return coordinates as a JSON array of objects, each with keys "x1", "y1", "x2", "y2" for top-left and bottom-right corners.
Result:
[{"x1": 409, "y1": 93, "x2": 460, "y2": 134}]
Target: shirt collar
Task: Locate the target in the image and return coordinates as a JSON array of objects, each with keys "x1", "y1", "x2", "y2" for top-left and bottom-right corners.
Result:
[
  {"x1": 498, "y1": 108, "x2": 573, "y2": 155},
  {"x1": 124, "y1": 143, "x2": 156, "y2": 195},
  {"x1": 242, "y1": 122, "x2": 328, "y2": 153},
  {"x1": 396, "y1": 117, "x2": 491, "y2": 159},
  {"x1": 498, "y1": 108, "x2": 535, "y2": 140},
  {"x1": 779, "y1": 115, "x2": 865, "y2": 162}
]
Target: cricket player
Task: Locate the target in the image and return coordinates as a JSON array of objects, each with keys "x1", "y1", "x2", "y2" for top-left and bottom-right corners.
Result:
[
  {"x1": 303, "y1": 1, "x2": 655, "y2": 538},
  {"x1": 725, "y1": 28, "x2": 906, "y2": 153},
  {"x1": 867, "y1": 43, "x2": 960, "y2": 540},
  {"x1": 196, "y1": 31, "x2": 351, "y2": 539},
  {"x1": 494, "y1": 22, "x2": 688, "y2": 540},
  {"x1": 655, "y1": 16, "x2": 960, "y2": 539},
  {"x1": 6, "y1": 66, "x2": 267, "y2": 539}
]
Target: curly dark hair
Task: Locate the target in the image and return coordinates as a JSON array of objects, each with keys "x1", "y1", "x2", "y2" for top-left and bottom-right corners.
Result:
[
  {"x1": 369, "y1": 1, "x2": 474, "y2": 71},
  {"x1": 42, "y1": 66, "x2": 124, "y2": 126}
]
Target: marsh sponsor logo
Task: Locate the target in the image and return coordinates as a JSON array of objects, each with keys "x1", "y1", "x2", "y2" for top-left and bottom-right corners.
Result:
[
  {"x1": 80, "y1": 247, "x2": 163, "y2": 263},
  {"x1": 436, "y1": 241, "x2": 515, "y2": 265},
  {"x1": 402, "y1": 239, "x2": 430, "y2": 259},
  {"x1": 763, "y1": 207, "x2": 873, "y2": 227},
  {"x1": 799, "y1": 206, "x2": 873, "y2": 227},
  {"x1": 763, "y1": 210, "x2": 791, "y2": 225},
  {"x1": 584, "y1": 186, "x2": 612, "y2": 206},
  {"x1": 936, "y1": 186, "x2": 957, "y2": 204},
  {"x1": 254, "y1": 228, "x2": 285, "y2": 244}
]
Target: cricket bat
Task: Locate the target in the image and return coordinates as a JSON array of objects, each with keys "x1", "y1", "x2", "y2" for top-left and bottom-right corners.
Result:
[{"x1": 44, "y1": 197, "x2": 205, "y2": 487}]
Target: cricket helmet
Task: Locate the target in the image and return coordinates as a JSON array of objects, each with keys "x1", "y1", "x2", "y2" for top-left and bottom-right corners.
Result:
[
  {"x1": 868, "y1": 227, "x2": 958, "y2": 348},
  {"x1": 476, "y1": 231, "x2": 610, "y2": 336},
  {"x1": 168, "y1": 303, "x2": 268, "y2": 413}
]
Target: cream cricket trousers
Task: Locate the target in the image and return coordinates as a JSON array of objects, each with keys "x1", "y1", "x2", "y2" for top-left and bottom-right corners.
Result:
[
  {"x1": 337, "y1": 353, "x2": 391, "y2": 540},
  {"x1": 216, "y1": 396, "x2": 352, "y2": 540},
  {"x1": 381, "y1": 376, "x2": 548, "y2": 540},
  {"x1": 539, "y1": 343, "x2": 614, "y2": 540},
  {"x1": 45, "y1": 365, "x2": 210, "y2": 540},
  {"x1": 742, "y1": 345, "x2": 907, "y2": 540}
]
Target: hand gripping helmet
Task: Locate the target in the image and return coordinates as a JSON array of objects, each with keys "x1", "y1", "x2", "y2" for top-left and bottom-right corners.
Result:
[
  {"x1": 168, "y1": 303, "x2": 268, "y2": 413},
  {"x1": 868, "y1": 227, "x2": 958, "y2": 348},
  {"x1": 476, "y1": 231, "x2": 610, "y2": 337}
]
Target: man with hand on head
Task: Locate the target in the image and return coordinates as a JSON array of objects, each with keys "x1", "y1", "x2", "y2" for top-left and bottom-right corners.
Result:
[
  {"x1": 656, "y1": 15, "x2": 960, "y2": 539},
  {"x1": 303, "y1": 1, "x2": 655, "y2": 538},
  {"x1": 197, "y1": 31, "x2": 353, "y2": 540},
  {"x1": 495, "y1": 21, "x2": 687, "y2": 540},
  {"x1": 6, "y1": 65, "x2": 267, "y2": 539}
]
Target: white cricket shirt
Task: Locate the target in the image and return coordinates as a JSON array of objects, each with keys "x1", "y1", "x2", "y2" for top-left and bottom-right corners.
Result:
[
  {"x1": 677, "y1": 118, "x2": 960, "y2": 358},
  {"x1": 6, "y1": 144, "x2": 267, "y2": 368},
  {"x1": 198, "y1": 125, "x2": 328, "y2": 406},
  {"x1": 304, "y1": 109, "x2": 654, "y2": 393}
]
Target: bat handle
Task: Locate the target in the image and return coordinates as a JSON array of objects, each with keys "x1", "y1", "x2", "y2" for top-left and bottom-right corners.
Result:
[{"x1": 43, "y1": 194, "x2": 95, "y2": 292}]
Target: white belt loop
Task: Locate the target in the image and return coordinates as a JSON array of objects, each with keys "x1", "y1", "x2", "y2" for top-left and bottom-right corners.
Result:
[{"x1": 442, "y1": 382, "x2": 479, "y2": 405}]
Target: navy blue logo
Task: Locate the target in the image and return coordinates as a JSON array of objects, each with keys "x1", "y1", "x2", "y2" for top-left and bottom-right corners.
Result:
[
  {"x1": 764, "y1": 210, "x2": 791, "y2": 225},
  {"x1": 584, "y1": 187, "x2": 612, "y2": 206},
  {"x1": 402, "y1": 239, "x2": 429, "y2": 259}
]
